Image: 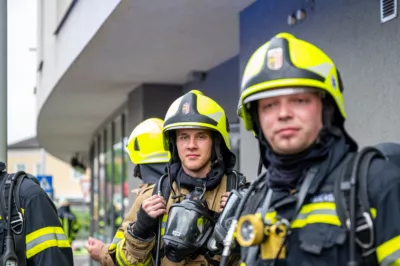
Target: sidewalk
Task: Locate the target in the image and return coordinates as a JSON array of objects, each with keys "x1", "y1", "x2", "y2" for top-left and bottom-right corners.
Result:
[
  {"x1": 72, "y1": 239, "x2": 92, "y2": 266},
  {"x1": 74, "y1": 254, "x2": 90, "y2": 266}
]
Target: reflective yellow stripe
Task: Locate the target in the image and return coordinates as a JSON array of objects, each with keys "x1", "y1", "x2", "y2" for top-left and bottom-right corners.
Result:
[
  {"x1": 143, "y1": 256, "x2": 153, "y2": 266},
  {"x1": 291, "y1": 202, "x2": 377, "y2": 228},
  {"x1": 292, "y1": 202, "x2": 340, "y2": 228},
  {"x1": 161, "y1": 214, "x2": 168, "y2": 236},
  {"x1": 109, "y1": 230, "x2": 125, "y2": 251},
  {"x1": 116, "y1": 238, "x2": 153, "y2": 265},
  {"x1": 377, "y1": 235, "x2": 400, "y2": 266},
  {"x1": 116, "y1": 238, "x2": 134, "y2": 266},
  {"x1": 26, "y1": 226, "x2": 71, "y2": 259}
]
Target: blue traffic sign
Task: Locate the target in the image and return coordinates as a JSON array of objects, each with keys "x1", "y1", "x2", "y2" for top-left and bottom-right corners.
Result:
[{"x1": 36, "y1": 175, "x2": 53, "y2": 192}]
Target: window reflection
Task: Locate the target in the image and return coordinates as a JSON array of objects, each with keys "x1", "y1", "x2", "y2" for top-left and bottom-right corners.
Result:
[
  {"x1": 89, "y1": 111, "x2": 129, "y2": 240},
  {"x1": 229, "y1": 123, "x2": 241, "y2": 172}
]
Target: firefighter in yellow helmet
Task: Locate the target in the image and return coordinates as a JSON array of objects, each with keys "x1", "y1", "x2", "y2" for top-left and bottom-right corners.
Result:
[
  {"x1": 231, "y1": 32, "x2": 400, "y2": 266},
  {"x1": 86, "y1": 118, "x2": 171, "y2": 263},
  {"x1": 126, "y1": 118, "x2": 171, "y2": 186},
  {"x1": 103, "y1": 90, "x2": 247, "y2": 266},
  {"x1": 58, "y1": 198, "x2": 82, "y2": 244}
]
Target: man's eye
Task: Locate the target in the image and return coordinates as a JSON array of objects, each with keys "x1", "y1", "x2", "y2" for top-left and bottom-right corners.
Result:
[
  {"x1": 294, "y1": 98, "x2": 309, "y2": 103},
  {"x1": 263, "y1": 103, "x2": 275, "y2": 109}
]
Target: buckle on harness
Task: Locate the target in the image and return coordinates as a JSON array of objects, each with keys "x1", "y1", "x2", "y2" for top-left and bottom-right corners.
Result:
[
  {"x1": 346, "y1": 212, "x2": 374, "y2": 250},
  {"x1": 10, "y1": 211, "x2": 23, "y2": 235}
]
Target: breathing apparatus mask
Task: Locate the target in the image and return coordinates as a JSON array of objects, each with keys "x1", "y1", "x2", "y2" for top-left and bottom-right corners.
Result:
[
  {"x1": 162, "y1": 185, "x2": 216, "y2": 262},
  {"x1": 207, "y1": 188, "x2": 249, "y2": 254}
]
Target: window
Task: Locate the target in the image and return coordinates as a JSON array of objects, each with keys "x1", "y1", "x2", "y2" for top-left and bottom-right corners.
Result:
[
  {"x1": 35, "y1": 163, "x2": 42, "y2": 176},
  {"x1": 229, "y1": 123, "x2": 241, "y2": 172},
  {"x1": 71, "y1": 168, "x2": 83, "y2": 180},
  {"x1": 15, "y1": 164, "x2": 26, "y2": 172}
]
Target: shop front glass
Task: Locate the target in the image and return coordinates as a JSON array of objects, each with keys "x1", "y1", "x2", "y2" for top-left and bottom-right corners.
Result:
[{"x1": 89, "y1": 111, "x2": 128, "y2": 241}]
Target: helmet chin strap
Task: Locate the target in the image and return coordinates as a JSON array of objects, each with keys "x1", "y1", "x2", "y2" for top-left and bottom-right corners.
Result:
[{"x1": 211, "y1": 134, "x2": 223, "y2": 168}]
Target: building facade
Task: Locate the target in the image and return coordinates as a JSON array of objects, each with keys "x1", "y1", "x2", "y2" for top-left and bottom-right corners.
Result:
[
  {"x1": 35, "y1": 0, "x2": 399, "y2": 244},
  {"x1": 7, "y1": 137, "x2": 86, "y2": 200}
]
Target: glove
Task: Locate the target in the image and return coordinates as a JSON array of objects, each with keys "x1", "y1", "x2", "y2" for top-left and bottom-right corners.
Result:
[{"x1": 132, "y1": 205, "x2": 158, "y2": 239}]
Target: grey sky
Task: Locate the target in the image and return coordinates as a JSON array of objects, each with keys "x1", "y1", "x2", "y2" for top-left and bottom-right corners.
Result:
[{"x1": 7, "y1": 0, "x2": 37, "y2": 144}]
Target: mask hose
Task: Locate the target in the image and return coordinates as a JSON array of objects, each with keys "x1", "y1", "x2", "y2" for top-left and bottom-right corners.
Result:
[
  {"x1": 154, "y1": 172, "x2": 169, "y2": 266},
  {"x1": 220, "y1": 173, "x2": 265, "y2": 266}
]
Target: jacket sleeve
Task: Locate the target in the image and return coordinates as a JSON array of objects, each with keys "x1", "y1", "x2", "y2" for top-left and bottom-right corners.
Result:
[
  {"x1": 24, "y1": 187, "x2": 74, "y2": 266},
  {"x1": 101, "y1": 184, "x2": 156, "y2": 266},
  {"x1": 368, "y1": 159, "x2": 400, "y2": 266}
]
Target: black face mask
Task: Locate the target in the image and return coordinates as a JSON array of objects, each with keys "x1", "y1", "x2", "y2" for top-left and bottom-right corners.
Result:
[
  {"x1": 162, "y1": 190, "x2": 215, "y2": 262},
  {"x1": 134, "y1": 163, "x2": 166, "y2": 184},
  {"x1": 171, "y1": 163, "x2": 225, "y2": 192},
  {"x1": 266, "y1": 129, "x2": 351, "y2": 192}
]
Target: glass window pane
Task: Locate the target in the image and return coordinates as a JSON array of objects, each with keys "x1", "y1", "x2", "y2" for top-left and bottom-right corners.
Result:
[
  {"x1": 104, "y1": 125, "x2": 113, "y2": 243},
  {"x1": 15, "y1": 163, "x2": 26, "y2": 172},
  {"x1": 93, "y1": 136, "x2": 100, "y2": 238},
  {"x1": 229, "y1": 123, "x2": 241, "y2": 172},
  {"x1": 122, "y1": 113, "x2": 129, "y2": 216},
  {"x1": 112, "y1": 116, "x2": 123, "y2": 232}
]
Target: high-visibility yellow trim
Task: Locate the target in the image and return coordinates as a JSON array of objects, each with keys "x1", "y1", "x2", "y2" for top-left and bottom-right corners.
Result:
[
  {"x1": 292, "y1": 202, "x2": 341, "y2": 228},
  {"x1": 371, "y1": 208, "x2": 377, "y2": 218},
  {"x1": 116, "y1": 238, "x2": 133, "y2": 266},
  {"x1": 109, "y1": 230, "x2": 125, "y2": 251},
  {"x1": 292, "y1": 214, "x2": 341, "y2": 228},
  {"x1": 26, "y1": 226, "x2": 70, "y2": 259},
  {"x1": 161, "y1": 214, "x2": 168, "y2": 236},
  {"x1": 261, "y1": 202, "x2": 377, "y2": 229},
  {"x1": 300, "y1": 202, "x2": 335, "y2": 214},
  {"x1": 377, "y1": 235, "x2": 400, "y2": 266},
  {"x1": 116, "y1": 238, "x2": 153, "y2": 265}
]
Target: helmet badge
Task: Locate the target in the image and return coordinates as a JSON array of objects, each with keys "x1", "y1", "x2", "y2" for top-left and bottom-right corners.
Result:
[
  {"x1": 267, "y1": 47, "x2": 283, "y2": 70},
  {"x1": 182, "y1": 103, "x2": 190, "y2": 114},
  {"x1": 331, "y1": 75, "x2": 337, "y2": 89}
]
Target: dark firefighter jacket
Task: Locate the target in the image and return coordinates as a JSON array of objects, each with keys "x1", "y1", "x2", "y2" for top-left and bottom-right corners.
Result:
[
  {"x1": 0, "y1": 164, "x2": 73, "y2": 266},
  {"x1": 239, "y1": 134, "x2": 400, "y2": 266}
]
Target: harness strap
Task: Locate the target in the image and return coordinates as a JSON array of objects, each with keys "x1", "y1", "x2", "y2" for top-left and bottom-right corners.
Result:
[{"x1": 0, "y1": 171, "x2": 28, "y2": 266}]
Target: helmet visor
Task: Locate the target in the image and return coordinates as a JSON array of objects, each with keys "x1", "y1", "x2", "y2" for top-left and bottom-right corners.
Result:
[{"x1": 243, "y1": 87, "x2": 322, "y2": 105}]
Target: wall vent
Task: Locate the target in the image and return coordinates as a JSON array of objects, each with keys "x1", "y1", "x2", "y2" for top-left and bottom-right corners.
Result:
[{"x1": 381, "y1": 0, "x2": 398, "y2": 23}]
